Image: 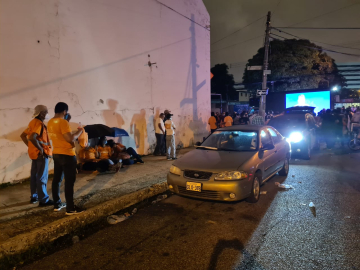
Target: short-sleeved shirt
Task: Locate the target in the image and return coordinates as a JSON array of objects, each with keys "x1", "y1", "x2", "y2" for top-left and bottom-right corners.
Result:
[
  {"x1": 47, "y1": 118, "x2": 75, "y2": 156},
  {"x1": 155, "y1": 118, "x2": 165, "y2": 134},
  {"x1": 251, "y1": 115, "x2": 265, "y2": 126},
  {"x1": 224, "y1": 116, "x2": 233, "y2": 127},
  {"x1": 165, "y1": 119, "x2": 176, "y2": 135},
  {"x1": 23, "y1": 118, "x2": 47, "y2": 160},
  {"x1": 79, "y1": 147, "x2": 97, "y2": 161},
  {"x1": 208, "y1": 116, "x2": 217, "y2": 129}
]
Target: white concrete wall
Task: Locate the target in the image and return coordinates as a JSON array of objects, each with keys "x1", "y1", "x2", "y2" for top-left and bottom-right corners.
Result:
[{"x1": 0, "y1": 0, "x2": 210, "y2": 184}]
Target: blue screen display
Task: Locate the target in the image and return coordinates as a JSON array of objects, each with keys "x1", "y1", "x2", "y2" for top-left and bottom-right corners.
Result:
[{"x1": 285, "y1": 91, "x2": 330, "y2": 114}]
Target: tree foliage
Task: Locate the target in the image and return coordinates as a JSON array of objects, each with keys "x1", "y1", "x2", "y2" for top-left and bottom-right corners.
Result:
[
  {"x1": 242, "y1": 39, "x2": 347, "y2": 92},
  {"x1": 211, "y1": 64, "x2": 237, "y2": 99}
]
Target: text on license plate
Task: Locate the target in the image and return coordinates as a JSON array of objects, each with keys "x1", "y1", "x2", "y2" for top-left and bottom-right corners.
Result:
[{"x1": 186, "y1": 182, "x2": 201, "y2": 192}]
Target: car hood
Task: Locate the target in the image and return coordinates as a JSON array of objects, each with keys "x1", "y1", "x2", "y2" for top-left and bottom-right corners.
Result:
[
  {"x1": 173, "y1": 149, "x2": 257, "y2": 173},
  {"x1": 276, "y1": 127, "x2": 304, "y2": 138}
]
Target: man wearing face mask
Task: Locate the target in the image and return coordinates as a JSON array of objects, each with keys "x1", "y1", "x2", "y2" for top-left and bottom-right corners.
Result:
[
  {"x1": 48, "y1": 102, "x2": 83, "y2": 215},
  {"x1": 20, "y1": 105, "x2": 54, "y2": 206}
]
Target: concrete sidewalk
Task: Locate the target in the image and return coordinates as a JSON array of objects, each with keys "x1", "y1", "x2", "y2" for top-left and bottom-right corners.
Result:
[{"x1": 0, "y1": 148, "x2": 193, "y2": 262}]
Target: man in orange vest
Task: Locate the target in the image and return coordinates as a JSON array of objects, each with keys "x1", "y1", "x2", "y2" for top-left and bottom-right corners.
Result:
[{"x1": 20, "y1": 105, "x2": 54, "y2": 206}]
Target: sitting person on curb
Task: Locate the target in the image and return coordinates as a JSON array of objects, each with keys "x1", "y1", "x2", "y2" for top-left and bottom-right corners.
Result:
[
  {"x1": 107, "y1": 139, "x2": 144, "y2": 165},
  {"x1": 95, "y1": 137, "x2": 121, "y2": 173},
  {"x1": 78, "y1": 143, "x2": 98, "y2": 171}
]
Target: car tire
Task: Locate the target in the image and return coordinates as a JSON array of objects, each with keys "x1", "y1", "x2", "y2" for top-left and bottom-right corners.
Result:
[
  {"x1": 246, "y1": 174, "x2": 261, "y2": 203},
  {"x1": 278, "y1": 157, "x2": 289, "y2": 176}
]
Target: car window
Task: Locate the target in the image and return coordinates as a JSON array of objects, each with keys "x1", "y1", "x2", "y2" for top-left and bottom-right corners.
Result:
[
  {"x1": 267, "y1": 128, "x2": 281, "y2": 144},
  {"x1": 201, "y1": 131, "x2": 258, "y2": 151},
  {"x1": 260, "y1": 130, "x2": 272, "y2": 147}
]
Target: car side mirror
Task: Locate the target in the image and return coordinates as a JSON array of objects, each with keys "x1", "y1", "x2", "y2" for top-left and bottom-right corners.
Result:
[
  {"x1": 195, "y1": 142, "x2": 201, "y2": 146},
  {"x1": 261, "y1": 143, "x2": 274, "y2": 151}
]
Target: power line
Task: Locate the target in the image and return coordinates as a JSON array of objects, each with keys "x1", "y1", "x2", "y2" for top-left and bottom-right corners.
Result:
[
  {"x1": 269, "y1": 35, "x2": 360, "y2": 57},
  {"x1": 211, "y1": 35, "x2": 264, "y2": 53},
  {"x1": 273, "y1": 27, "x2": 360, "y2": 30},
  {"x1": 155, "y1": 1, "x2": 209, "y2": 31},
  {"x1": 286, "y1": 2, "x2": 360, "y2": 27},
  {"x1": 272, "y1": 27, "x2": 360, "y2": 51},
  {"x1": 211, "y1": 16, "x2": 266, "y2": 45}
]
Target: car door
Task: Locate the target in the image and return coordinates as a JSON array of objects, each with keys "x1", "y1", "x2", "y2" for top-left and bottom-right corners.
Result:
[
  {"x1": 259, "y1": 129, "x2": 277, "y2": 180},
  {"x1": 267, "y1": 127, "x2": 285, "y2": 170}
]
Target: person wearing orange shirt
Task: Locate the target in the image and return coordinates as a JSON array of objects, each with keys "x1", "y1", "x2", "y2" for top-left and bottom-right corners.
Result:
[
  {"x1": 224, "y1": 112, "x2": 233, "y2": 127},
  {"x1": 208, "y1": 112, "x2": 218, "y2": 133},
  {"x1": 48, "y1": 102, "x2": 83, "y2": 215},
  {"x1": 107, "y1": 139, "x2": 144, "y2": 165},
  {"x1": 20, "y1": 105, "x2": 54, "y2": 206}
]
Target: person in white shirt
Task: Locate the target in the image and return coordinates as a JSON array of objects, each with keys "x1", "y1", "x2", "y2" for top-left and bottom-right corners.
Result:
[
  {"x1": 154, "y1": 113, "x2": 166, "y2": 156},
  {"x1": 164, "y1": 114, "x2": 176, "y2": 160}
]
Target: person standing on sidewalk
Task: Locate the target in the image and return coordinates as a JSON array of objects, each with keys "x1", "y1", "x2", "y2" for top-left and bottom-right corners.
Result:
[
  {"x1": 164, "y1": 114, "x2": 176, "y2": 160},
  {"x1": 224, "y1": 112, "x2": 233, "y2": 127},
  {"x1": 208, "y1": 112, "x2": 217, "y2": 133},
  {"x1": 47, "y1": 102, "x2": 83, "y2": 215},
  {"x1": 154, "y1": 113, "x2": 166, "y2": 155},
  {"x1": 20, "y1": 105, "x2": 54, "y2": 206}
]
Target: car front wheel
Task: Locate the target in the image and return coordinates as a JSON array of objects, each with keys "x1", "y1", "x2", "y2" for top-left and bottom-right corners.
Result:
[
  {"x1": 278, "y1": 157, "x2": 289, "y2": 176},
  {"x1": 246, "y1": 175, "x2": 261, "y2": 203}
]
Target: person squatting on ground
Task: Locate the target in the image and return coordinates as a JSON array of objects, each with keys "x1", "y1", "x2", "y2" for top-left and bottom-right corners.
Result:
[
  {"x1": 95, "y1": 137, "x2": 122, "y2": 173},
  {"x1": 164, "y1": 114, "x2": 177, "y2": 160},
  {"x1": 20, "y1": 105, "x2": 54, "y2": 206},
  {"x1": 47, "y1": 102, "x2": 84, "y2": 215},
  {"x1": 106, "y1": 139, "x2": 144, "y2": 165},
  {"x1": 154, "y1": 113, "x2": 166, "y2": 156}
]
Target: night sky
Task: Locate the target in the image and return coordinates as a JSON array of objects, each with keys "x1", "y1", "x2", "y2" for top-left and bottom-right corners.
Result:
[{"x1": 203, "y1": 0, "x2": 360, "y2": 82}]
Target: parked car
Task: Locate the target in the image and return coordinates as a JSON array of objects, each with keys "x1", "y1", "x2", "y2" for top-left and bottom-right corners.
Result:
[
  {"x1": 167, "y1": 125, "x2": 290, "y2": 203},
  {"x1": 268, "y1": 106, "x2": 317, "y2": 159}
]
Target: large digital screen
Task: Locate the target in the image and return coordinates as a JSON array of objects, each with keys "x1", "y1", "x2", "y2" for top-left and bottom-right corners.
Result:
[{"x1": 285, "y1": 91, "x2": 330, "y2": 114}]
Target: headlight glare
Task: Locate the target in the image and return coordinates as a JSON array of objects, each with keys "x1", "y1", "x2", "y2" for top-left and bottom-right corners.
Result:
[
  {"x1": 288, "y1": 132, "x2": 303, "y2": 143},
  {"x1": 215, "y1": 171, "x2": 248, "y2": 180},
  {"x1": 169, "y1": 165, "x2": 181, "y2": 176}
]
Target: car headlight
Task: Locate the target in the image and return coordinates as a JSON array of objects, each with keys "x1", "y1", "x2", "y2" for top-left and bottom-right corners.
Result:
[
  {"x1": 215, "y1": 171, "x2": 248, "y2": 181},
  {"x1": 288, "y1": 132, "x2": 303, "y2": 143},
  {"x1": 169, "y1": 165, "x2": 181, "y2": 176}
]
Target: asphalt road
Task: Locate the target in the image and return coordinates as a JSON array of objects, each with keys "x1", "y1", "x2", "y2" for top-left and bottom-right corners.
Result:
[{"x1": 21, "y1": 149, "x2": 360, "y2": 270}]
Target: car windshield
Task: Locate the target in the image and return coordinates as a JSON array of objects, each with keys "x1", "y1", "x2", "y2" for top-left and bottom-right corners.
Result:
[
  {"x1": 200, "y1": 131, "x2": 258, "y2": 151},
  {"x1": 268, "y1": 117, "x2": 306, "y2": 130}
]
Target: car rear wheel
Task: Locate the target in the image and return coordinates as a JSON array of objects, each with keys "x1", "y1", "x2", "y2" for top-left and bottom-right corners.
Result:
[
  {"x1": 246, "y1": 174, "x2": 261, "y2": 203},
  {"x1": 278, "y1": 157, "x2": 289, "y2": 176}
]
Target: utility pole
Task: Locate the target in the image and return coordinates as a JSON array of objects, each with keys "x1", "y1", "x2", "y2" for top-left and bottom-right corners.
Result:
[{"x1": 259, "y1": 11, "x2": 271, "y2": 118}]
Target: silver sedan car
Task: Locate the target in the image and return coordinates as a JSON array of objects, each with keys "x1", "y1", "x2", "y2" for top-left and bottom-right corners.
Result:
[{"x1": 167, "y1": 125, "x2": 290, "y2": 203}]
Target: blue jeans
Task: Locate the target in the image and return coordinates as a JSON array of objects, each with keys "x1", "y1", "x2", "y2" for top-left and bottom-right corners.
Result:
[
  {"x1": 30, "y1": 156, "x2": 50, "y2": 203},
  {"x1": 52, "y1": 154, "x2": 77, "y2": 211}
]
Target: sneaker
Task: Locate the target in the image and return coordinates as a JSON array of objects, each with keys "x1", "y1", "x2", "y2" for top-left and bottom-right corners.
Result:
[
  {"x1": 167, "y1": 158, "x2": 172, "y2": 161},
  {"x1": 66, "y1": 206, "x2": 85, "y2": 216},
  {"x1": 30, "y1": 198, "x2": 39, "y2": 204},
  {"x1": 54, "y1": 202, "x2": 66, "y2": 212},
  {"x1": 137, "y1": 159, "x2": 145, "y2": 164},
  {"x1": 172, "y1": 157, "x2": 177, "y2": 160},
  {"x1": 39, "y1": 199, "x2": 54, "y2": 207}
]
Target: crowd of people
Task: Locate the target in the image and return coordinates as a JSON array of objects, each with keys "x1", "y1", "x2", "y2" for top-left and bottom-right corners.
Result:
[
  {"x1": 207, "y1": 109, "x2": 276, "y2": 132},
  {"x1": 20, "y1": 103, "x2": 178, "y2": 215}
]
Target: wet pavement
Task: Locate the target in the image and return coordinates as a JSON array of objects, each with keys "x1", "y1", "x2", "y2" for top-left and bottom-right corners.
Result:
[{"x1": 21, "y1": 149, "x2": 360, "y2": 270}]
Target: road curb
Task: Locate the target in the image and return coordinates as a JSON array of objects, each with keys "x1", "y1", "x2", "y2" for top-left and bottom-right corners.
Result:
[{"x1": 0, "y1": 182, "x2": 168, "y2": 262}]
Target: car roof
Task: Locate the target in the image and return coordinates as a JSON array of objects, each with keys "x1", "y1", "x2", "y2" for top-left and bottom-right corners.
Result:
[{"x1": 217, "y1": 125, "x2": 270, "y2": 132}]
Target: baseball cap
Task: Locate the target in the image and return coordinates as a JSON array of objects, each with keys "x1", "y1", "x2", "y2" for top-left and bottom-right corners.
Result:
[{"x1": 32, "y1": 105, "x2": 47, "y2": 118}]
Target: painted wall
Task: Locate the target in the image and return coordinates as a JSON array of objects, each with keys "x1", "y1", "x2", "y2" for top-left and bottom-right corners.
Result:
[{"x1": 0, "y1": 0, "x2": 210, "y2": 184}]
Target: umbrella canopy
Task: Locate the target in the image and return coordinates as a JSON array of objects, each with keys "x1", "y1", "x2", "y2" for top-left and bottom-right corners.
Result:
[{"x1": 84, "y1": 124, "x2": 129, "y2": 139}]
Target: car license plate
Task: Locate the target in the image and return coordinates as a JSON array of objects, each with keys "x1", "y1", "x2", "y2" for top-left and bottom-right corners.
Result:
[{"x1": 186, "y1": 182, "x2": 201, "y2": 192}]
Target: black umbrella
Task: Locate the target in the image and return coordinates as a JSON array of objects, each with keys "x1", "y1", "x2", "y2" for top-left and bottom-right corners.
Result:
[{"x1": 84, "y1": 124, "x2": 129, "y2": 139}]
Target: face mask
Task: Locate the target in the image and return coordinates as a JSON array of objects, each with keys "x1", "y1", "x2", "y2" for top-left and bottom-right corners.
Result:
[{"x1": 45, "y1": 114, "x2": 50, "y2": 120}]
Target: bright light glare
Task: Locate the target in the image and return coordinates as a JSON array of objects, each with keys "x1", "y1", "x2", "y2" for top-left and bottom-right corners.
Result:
[
  {"x1": 332, "y1": 86, "x2": 338, "y2": 91},
  {"x1": 288, "y1": 132, "x2": 303, "y2": 143}
]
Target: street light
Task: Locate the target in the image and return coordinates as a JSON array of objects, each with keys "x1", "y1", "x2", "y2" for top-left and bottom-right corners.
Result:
[{"x1": 332, "y1": 86, "x2": 338, "y2": 91}]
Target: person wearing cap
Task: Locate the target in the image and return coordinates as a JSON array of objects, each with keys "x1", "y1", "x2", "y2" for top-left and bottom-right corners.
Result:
[
  {"x1": 20, "y1": 105, "x2": 54, "y2": 206},
  {"x1": 47, "y1": 102, "x2": 84, "y2": 215}
]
